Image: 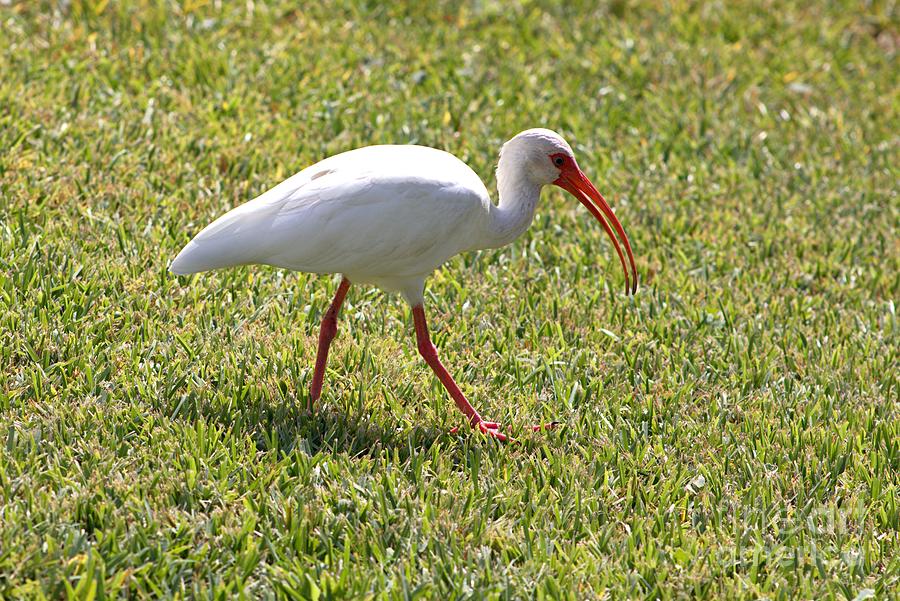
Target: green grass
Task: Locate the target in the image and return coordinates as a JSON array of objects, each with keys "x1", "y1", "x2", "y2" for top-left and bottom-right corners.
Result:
[{"x1": 1, "y1": 0, "x2": 898, "y2": 598}]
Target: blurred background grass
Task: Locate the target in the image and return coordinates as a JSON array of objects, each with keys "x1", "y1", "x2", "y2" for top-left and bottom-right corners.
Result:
[{"x1": 1, "y1": 0, "x2": 897, "y2": 598}]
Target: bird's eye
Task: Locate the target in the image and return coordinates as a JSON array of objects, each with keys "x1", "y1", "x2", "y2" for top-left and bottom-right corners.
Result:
[{"x1": 553, "y1": 156, "x2": 565, "y2": 167}]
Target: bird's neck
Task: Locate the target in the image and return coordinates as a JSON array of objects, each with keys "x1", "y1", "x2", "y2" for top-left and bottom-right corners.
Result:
[{"x1": 481, "y1": 159, "x2": 543, "y2": 249}]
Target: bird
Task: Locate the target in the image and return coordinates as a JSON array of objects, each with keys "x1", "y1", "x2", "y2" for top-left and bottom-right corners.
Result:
[{"x1": 171, "y1": 128, "x2": 637, "y2": 441}]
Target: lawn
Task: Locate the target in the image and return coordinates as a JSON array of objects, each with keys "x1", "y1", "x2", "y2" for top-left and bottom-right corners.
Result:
[{"x1": 1, "y1": 0, "x2": 897, "y2": 598}]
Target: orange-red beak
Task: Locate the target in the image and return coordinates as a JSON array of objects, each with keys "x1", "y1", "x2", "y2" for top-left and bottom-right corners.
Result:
[{"x1": 555, "y1": 166, "x2": 637, "y2": 294}]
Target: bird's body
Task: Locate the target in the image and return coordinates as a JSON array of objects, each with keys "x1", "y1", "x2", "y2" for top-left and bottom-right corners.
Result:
[
  {"x1": 172, "y1": 145, "x2": 496, "y2": 301},
  {"x1": 172, "y1": 129, "x2": 637, "y2": 441}
]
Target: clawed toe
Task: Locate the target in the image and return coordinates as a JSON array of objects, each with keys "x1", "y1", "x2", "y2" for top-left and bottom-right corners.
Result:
[{"x1": 477, "y1": 420, "x2": 508, "y2": 442}]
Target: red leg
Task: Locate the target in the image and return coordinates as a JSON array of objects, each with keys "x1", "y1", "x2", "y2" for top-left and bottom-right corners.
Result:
[
  {"x1": 308, "y1": 277, "x2": 351, "y2": 410},
  {"x1": 412, "y1": 304, "x2": 508, "y2": 441}
]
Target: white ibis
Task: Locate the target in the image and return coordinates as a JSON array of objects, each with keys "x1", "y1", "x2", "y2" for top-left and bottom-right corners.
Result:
[{"x1": 171, "y1": 129, "x2": 636, "y2": 441}]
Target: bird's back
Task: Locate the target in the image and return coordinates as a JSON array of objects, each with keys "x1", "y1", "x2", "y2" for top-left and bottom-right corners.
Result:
[{"x1": 170, "y1": 145, "x2": 491, "y2": 285}]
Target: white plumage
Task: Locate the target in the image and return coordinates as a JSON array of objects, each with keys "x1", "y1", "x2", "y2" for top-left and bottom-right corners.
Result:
[
  {"x1": 171, "y1": 145, "x2": 493, "y2": 302},
  {"x1": 171, "y1": 129, "x2": 636, "y2": 441}
]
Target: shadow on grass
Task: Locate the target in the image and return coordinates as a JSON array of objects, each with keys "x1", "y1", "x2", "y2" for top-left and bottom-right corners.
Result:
[
  {"x1": 186, "y1": 390, "x2": 453, "y2": 460},
  {"x1": 259, "y1": 402, "x2": 449, "y2": 458}
]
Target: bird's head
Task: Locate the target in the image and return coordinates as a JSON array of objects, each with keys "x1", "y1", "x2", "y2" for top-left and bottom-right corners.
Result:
[{"x1": 501, "y1": 128, "x2": 637, "y2": 294}]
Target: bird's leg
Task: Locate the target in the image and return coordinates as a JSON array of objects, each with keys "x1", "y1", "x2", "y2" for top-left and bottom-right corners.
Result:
[
  {"x1": 412, "y1": 305, "x2": 507, "y2": 442},
  {"x1": 308, "y1": 277, "x2": 351, "y2": 410}
]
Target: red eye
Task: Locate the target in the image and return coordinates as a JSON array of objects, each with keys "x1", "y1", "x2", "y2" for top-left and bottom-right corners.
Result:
[{"x1": 551, "y1": 154, "x2": 566, "y2": 167}]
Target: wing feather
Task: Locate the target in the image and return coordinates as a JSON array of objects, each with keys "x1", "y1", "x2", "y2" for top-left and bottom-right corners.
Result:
[{"x1": 170, "y1": 146, "x2": 488, "y2": 278}]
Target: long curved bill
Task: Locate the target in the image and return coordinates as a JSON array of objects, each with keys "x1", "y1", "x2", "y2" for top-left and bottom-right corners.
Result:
[{"x1": 555, "y1": 168, "x2": 637, "y2": 294}]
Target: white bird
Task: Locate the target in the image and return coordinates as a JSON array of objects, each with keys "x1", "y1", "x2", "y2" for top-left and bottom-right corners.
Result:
[{"x1": 171, "y1": 128, "x2": 636, "y2": 441}]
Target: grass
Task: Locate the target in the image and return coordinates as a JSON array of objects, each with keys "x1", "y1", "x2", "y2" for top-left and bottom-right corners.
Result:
[{"x1": 1, "y1": 0, "x2": 897, "y2": 598}]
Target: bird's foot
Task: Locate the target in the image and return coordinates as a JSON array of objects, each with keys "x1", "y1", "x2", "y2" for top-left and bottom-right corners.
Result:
[
  {"x1": 450, "y1": 420, "x2": 560, "y2": 442},
  {"x1": 449, "y1": 420, "x2": 507, "y2": 442},
  {"x1": 476, "y1": 420, "x2": 508, "y2": 442}
]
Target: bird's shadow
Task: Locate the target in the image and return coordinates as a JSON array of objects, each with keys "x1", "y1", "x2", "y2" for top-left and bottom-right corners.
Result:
[
  {"x1": 273, "y1": 405, "x2": 446, "y2": 458},
  {"x1": 199, "y1": 393, "x2": 453, "y2": 460}
]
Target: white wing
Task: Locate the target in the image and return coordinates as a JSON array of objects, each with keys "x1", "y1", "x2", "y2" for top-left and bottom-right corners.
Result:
[{"x1": 170, "y1": 145, "x2": 490, "y2": 282}]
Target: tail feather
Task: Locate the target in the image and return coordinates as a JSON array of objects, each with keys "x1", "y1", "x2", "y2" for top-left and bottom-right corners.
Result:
[
  {"x1": 170, "y1": 200, "x2": 280, "y2": 274},
  {"x1": 169, "y1": 238, "x2": 249, "y2": 274}
]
